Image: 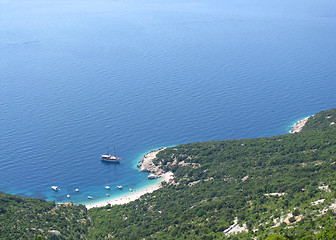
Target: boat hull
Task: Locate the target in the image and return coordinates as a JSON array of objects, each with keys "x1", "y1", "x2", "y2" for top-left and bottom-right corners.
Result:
[
  {"x1": 101, "y1": 154, "x2": 121, "y2": 162},
  {"x1": 101, "y1": 158, "x2": 121, "y2": 162}
]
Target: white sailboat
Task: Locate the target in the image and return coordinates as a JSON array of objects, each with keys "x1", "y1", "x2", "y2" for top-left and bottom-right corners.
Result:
[{"x1": 101, "y1": 147, "x2": 121, "y2": 162}]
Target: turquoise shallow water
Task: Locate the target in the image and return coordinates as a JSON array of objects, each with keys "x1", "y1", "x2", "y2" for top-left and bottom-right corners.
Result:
[{"x1": 1, "y1": 0, "x2": 336, "y2": 204}]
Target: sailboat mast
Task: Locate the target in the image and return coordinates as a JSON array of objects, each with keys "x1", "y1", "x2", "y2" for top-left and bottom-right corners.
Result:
[{"x1": 114, "y1": 147, "x2": 117, "y2": 157}]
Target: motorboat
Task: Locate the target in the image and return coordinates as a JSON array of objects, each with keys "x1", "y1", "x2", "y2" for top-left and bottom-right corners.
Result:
[{"x1": 148, "y1": 173, "x2": 157, "y2": 179}]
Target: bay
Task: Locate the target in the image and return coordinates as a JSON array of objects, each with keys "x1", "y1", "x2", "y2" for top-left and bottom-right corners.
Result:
[{"x1": 1, "y1": 0, "x2": 336, "y2": 204}]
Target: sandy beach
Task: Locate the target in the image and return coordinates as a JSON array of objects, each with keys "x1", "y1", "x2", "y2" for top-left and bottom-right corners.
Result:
[
  {"x1": 86, "y1": 148, "x2": 171, "y2": 209},
  {"x1": 85, "y1": 172, "x2": 171, "y2": 209}
]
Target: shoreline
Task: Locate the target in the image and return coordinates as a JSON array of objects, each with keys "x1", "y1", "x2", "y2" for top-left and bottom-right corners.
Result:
[
  {"x1": 85, "y1": 148, "x2": 169, "y2": 209},
  {"x1": 59, "y1": 117, "x2": 311, "y2": 209},
  {"x1": 290, "y1": 116, "x2": 311, "y2": 134}
]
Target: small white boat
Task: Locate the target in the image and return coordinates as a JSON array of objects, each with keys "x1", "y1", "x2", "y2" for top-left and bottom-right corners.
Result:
[
  {"x1": 88, "y1": 196, "x2": 93, "y2": 199},
  {"x1": 148, "y1": 173, "x2": 157, "y2": 179},
  {"x1": 67, "y1": 195, "x2": 70, "y2": 198},
  {"x1": 75, "y1": 189, "x2": 79, "y2": 192},
  {"x1": 117, "y1": 185, "x2": 122, "y2": 189},
  {"x1": 106, "y1": 193, "x2": 110, "y2": 196},
  {"x1": 129, "y1": 188, "x2": 133, "y2": 192},
  {"x1": 105, "y1": 186, "x2": 111, "y2": 190},
  {"x1": 51, "y1": 186, "x2": 60, "y2": 191}
]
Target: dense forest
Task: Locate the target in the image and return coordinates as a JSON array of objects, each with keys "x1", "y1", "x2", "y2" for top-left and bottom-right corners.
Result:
[
  {"x1": 0, "y1": 194, "x2": 89, "y2": 239},
  {"x1": 1, "y1": 109, "x2": 336, "y2": 239}
]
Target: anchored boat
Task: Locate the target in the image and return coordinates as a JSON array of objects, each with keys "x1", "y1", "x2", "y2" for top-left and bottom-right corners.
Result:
[
  {"x1": 101, "y1": 147, "x2": 121, "y2": 162},
  {"x1": 148, "y1": 173, "x2": 157, "y2": 179},
  {"x1": 51, "y1": 186, "x2": 60, "y2": 191}
]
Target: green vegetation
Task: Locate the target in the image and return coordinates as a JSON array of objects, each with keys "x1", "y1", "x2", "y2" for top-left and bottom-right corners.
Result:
[
  {"x1": 0, "y1": 192, "x2": 90, "y2": 239},
  {"x1": 1, "y1": 108, "x2": 336, "y2": 239}
]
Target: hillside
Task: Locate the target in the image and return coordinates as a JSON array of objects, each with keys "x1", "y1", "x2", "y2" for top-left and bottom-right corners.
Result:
[
  {"x1": 1, "y1": 109, "x2": 336, "y2": 239},
  {"x1": 89, "y1": 109, "x2": 336, "y2": 239},
  {"x1": 0, "y1": 194, "x2": 89, "y2": 239}
]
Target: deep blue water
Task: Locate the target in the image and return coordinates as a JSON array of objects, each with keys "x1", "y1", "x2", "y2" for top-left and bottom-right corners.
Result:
[{"x1": 1, "y1": 0, "x2": 336, "y2": 205}]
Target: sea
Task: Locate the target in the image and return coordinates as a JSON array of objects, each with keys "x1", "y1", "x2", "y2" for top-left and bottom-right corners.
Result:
[{"x1": 1, "y1": 0, "x2": 336, "y2": 205}]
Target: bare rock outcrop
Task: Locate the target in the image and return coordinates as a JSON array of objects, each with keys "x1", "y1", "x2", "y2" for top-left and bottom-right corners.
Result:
[
  {"x1": 290, "y1": 117, "x2": 310, "y2": 133},
  {"x1": 138, "y1": 148, "x2": 166, "y2": 177}
]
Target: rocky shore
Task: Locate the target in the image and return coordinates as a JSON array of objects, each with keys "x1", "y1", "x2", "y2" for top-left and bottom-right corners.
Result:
[
  {"x1": 290, "y1": 117, "x2": 310, "y2": 134},
  {"x1": 137, "y1": 148, "x2": 166, "y2": 177}
]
